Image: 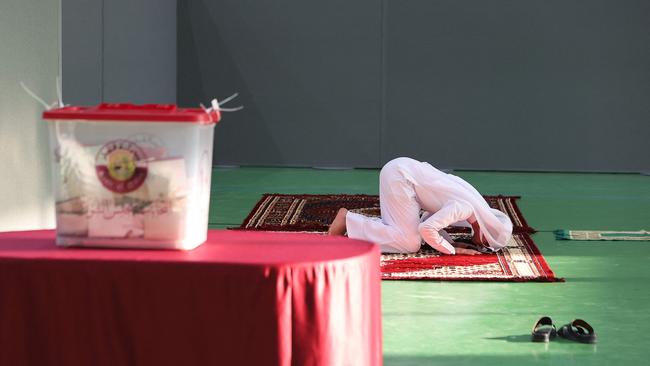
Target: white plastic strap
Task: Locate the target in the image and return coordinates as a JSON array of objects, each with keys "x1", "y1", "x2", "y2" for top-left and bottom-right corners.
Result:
[
  {"x1": 56, "y1": 76, "x2": 65, "y2": 107},
  {"x1": 217, "y1": 92, "x2": 239, "y2": 106},
  {"x1": 20, "y1": 77, "x2": 66, "y2": 110},
  {"x1": 19, "y1": 81, "x2": 52, "y2": 110},
  {"x1": 202, "y1": 93, "x2": 244, "y2": 113}
]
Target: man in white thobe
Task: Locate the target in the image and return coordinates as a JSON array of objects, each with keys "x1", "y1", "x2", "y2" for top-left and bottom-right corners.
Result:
[{"x1": 328, "y1": 157, "x2": 513, "y2": 254}]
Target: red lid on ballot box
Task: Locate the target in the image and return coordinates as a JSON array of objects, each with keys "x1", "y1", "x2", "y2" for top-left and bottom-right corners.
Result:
[{"x1": 43, "y1": 103, "x2": 220, "y2": 124}]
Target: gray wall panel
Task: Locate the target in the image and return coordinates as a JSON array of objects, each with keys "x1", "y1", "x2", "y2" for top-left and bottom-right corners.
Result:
[
  {"x1": 63, "y1": 0, "x2": 650, "y2": 171},
  {"x1": 384, "y1": 0, "x2": 650, "y2": 172},
  {"x1": 103, "y1": 0, "x2": 176, "y2": 104},
  {"x1": 63, "y1": 0, "x2": 176, "y2": 105},
  {"x1": 178, "y1": 0, "x2": 382, "y2": 167},
  {"x1": 62, "y1": 0, "x2": 102, "y2": 105}
]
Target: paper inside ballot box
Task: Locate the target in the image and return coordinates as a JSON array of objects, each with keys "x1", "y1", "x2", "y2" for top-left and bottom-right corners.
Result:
[
  {"x1": 85, "y1": 200, "x2": 186, "y2": 241},
  {"x1": 88, "y1": 211, "x2": 144, "y2": 238},
  {"x1": 145, "y1": 158, "x2": 188, "y2": 199},
  {"x1": 57, "y1": 212, "x2": 89, "y2": 236}
]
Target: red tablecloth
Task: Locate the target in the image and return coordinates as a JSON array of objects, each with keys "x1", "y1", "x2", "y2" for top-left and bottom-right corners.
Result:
[{"x1": 0, "y1": 230, "x2": 382, "y2": 366}]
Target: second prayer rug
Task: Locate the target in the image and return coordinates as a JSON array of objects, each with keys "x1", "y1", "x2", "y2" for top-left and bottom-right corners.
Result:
[{"x1": 237, "y1": 194, "x2": 561, "y2": 282}]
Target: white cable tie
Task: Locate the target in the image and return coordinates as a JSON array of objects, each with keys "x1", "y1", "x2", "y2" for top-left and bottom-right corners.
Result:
[
  {"x1": 56, "y1": 76, "x2": 65, "y2": 107},
  {"x1": 217, "y1": 106, "x2": 244, "y2": 112},
  {"x1": 202, "y1": 96, "x2": 243, "y2": 114},
  {"x1": 218, "y1": 92, "x2": 239, "y2": 106},
  {"x1": 210, "y1": 98, "x2": 220, "y2": 112},
  {"x1": 19, "y1": 81, "x2": 52, "y2": 110}
]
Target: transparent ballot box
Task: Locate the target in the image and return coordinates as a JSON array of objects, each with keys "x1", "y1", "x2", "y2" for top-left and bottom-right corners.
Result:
[{"x1": 43, "y1": 103, "x2": 220, "y2": 250}]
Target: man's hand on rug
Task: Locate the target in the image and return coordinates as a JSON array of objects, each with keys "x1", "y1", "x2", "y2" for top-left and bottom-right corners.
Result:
[
  {"x1": 452, "y1": 242, "x2": 481, "y2": 255},
  {"x1": 453, "y1": 247, "x2": 481, "y2": 255}
]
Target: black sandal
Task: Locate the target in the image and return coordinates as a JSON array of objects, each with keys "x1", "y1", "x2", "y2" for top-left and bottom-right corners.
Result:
[
  {"x1": 531, "y1": 316, "x2": 557, "y2": 342},
  {"x1": 558, "y1": 319, "x2": 597, "y2": 344}
]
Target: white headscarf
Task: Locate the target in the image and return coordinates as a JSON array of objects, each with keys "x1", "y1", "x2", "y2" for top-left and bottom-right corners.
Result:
[{"x1": 444, "y1": 174, "x2": 513, "y2": 250}]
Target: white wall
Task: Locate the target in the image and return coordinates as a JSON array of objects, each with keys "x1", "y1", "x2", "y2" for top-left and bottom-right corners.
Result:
[{"x1": 0, "y1": 0, "x2": 60, "y2": 231}]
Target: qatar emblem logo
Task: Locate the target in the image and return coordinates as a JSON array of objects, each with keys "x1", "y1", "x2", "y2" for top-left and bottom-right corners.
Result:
[{"x1": 95, "y1": 139, "x2": 148, "y2": 193}]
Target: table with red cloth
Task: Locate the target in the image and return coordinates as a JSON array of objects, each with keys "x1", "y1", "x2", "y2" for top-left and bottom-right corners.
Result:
[{"x1": 0, "y1": 230, "x2": 382, "y2": 366}]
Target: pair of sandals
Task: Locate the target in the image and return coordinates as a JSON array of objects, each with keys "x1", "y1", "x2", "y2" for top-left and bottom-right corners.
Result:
[{"x1": 531, "y1": 316, "x2": 597, "y2": 344}]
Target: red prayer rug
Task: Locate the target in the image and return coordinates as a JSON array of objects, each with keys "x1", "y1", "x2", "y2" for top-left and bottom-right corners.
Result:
[{"x1": 236, "y1": 194, "x2": 561, "y2": 282}]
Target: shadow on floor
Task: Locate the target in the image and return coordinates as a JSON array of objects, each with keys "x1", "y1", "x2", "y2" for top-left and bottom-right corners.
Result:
[
  {"x1": 384, "y1": 351, "x2": 606, "y2": 366},
  {"x1": 484, "y1": 334, "x2": 531, "y2": 343},
  {"x1": 485, "y1": 334, "x2": 593, "y2": 345}
]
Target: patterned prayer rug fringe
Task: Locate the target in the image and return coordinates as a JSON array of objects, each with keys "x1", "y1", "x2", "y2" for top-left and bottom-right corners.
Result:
[{"x1": 555, "y1": 230, "x2": 650, "y2": 241}]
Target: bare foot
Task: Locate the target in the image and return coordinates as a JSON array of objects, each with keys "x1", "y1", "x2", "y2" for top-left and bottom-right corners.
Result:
[{"x1": 328, "y1": 208, "x2": 348, "y2": 236}]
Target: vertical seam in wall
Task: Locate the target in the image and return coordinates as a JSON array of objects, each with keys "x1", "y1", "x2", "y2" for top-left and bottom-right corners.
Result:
[
  {"x1": 379, "y1": 0, "x2": 387, "y2": 164},
  {"x1": 172, "y1": 0, "x2": 178, "y2": 104},
  {"x1": 175, "y1": 0, "x2": 179, "y2": 104},
  {"x1": 58, "y1": 0, "x2": 62, "y2": 85},
  {"x1": 100, "y1": 0, "x2": 105, "y2": 101}
]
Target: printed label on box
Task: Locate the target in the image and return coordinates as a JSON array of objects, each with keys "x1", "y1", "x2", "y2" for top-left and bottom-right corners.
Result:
[{"x1": 95, "y1": 139, "x2": 148, "y2": 193}]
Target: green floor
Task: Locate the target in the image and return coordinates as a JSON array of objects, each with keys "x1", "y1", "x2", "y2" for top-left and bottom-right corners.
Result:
[{"x1": 208, "y1": 167, "x2": 650, "y2": 365}]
